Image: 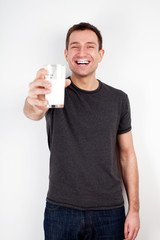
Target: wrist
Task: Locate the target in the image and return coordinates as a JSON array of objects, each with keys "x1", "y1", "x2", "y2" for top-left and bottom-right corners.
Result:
[
  {"x1": 24, "y1": 97, "x2": 47, "y2": 120},
  {"x1": 128, "y1": 204, "x2": 140, "y2": 214}
]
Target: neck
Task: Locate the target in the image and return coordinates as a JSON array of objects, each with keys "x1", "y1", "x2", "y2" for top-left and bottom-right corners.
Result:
[{"x1": 71, "y1": 73, "x2": 99, "y2": 91}]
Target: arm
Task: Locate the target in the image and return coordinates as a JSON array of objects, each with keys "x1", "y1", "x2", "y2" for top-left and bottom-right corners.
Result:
[{"x1": 117, "y1": 131, "x2": 140, "y2": 240}]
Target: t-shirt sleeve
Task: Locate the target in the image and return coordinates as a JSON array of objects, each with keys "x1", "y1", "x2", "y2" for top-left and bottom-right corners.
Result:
[{"x1": 117, "y1": 94, "x2": 132, "y2": 134}]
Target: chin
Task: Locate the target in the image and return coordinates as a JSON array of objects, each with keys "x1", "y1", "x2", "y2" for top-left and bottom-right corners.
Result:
[
  {"x1": 72, "y1": 72, "x2": 91, "y2": 78},
  {"x1": 71, "y1": 68, "x2": 94, "y2": 78}
]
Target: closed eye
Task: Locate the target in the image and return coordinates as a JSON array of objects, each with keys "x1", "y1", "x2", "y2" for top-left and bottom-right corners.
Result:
[{"x1": 71, "y1": 46, "x2": 78, "y2": 48}]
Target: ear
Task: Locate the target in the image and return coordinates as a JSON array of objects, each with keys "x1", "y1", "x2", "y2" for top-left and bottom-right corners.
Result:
[
  {"x1": 98, "y1": 49, "x2": 105, "y2": 63},
  {"x1": 64, "y1": 49, "x2": 68, "y2": 61}
]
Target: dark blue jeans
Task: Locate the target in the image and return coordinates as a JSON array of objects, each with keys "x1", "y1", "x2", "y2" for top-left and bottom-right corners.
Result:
[{"x1": 43, "y1": 201, "x2": 125, "y2": 240}]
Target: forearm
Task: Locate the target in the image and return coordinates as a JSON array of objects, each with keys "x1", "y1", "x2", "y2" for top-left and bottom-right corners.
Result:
[
  {"x1": 23, "y1": 97, "x2": 47, "y2": 121},
  {"x1": 120, "y1": 151, "x2": 140, "y2": 213}
]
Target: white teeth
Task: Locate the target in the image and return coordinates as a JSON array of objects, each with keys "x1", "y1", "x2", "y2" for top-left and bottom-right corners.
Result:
[{"x1": 77, "y1": 60, "x2": 89, "y2": 64}]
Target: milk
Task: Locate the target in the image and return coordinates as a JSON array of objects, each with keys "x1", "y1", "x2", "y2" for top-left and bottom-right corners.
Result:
[{"x1": 44, "y1": 64, "x2": 66, "y2": 108}]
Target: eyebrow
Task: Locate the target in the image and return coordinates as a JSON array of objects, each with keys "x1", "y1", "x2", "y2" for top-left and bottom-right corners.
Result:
[
  {"x1": 69, "y1": 42, "x2": 80, "y2": 46},
  {"x1": 70, "y1": 41, "x2": 97, "y2": 46}
]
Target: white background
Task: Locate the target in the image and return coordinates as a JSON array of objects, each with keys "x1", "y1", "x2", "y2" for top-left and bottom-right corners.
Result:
[{"x1": 0, "y1": 0, "x2": 160, "y2": 239}]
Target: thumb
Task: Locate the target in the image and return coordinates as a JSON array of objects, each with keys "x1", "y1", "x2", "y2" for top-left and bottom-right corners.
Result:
[
  {"x1": 65, "y1": 79, "x2": 71, "y2": 88},
  {"x1": 124, "y1": 222, "x2": 129, "y2": 239}
]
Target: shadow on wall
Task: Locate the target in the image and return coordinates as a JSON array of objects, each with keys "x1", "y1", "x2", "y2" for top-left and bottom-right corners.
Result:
[{"x1": 115, "y1": 143, "x2": 129, "y2": 214}]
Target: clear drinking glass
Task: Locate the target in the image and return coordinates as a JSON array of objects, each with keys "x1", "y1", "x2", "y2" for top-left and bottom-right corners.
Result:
[{"x1": 43, "y1": 64, "x2": 66, "y2": 108}]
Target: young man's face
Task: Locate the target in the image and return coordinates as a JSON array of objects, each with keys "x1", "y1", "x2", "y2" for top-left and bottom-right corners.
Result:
[{"x1": 64, "y1": 29, "x2": 104, "y2": 78}]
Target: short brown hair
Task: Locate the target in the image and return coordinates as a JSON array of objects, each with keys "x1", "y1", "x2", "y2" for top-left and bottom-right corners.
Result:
[{"x1": 66, "y1": 22, "x2": 103, "y2": 50}]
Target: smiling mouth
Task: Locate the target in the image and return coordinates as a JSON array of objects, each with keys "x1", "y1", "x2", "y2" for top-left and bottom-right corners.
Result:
[{"x1": 75, "y1": 60, "x2": 91, "y2": 66}]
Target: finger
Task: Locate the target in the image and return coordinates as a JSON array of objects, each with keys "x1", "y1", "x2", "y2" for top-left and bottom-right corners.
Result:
[
  {"x1": 30, "y1": 77, "x2": 70, "y2": 90},
  {"x1": 132, "y1": 228, "x2": 139, "y2": 240},
  {"x1": 65, "y1": 79, "x2": 71, "y2": 88},
  {"x1": 29, "y1": 79, "x2": 52, "y2": 90},
  {"x1": 127, "y1": 228, "x2": 135, "y2": 240},
  {"x1": 36, "y1": 68, "x2": 48, "y2": 79},
  {"x1": 124, "y1": 223, "x2": 129, "y2": 239},
  {"x1": 29, "y1": 87, "x2": 51, "y2": 97},
  {"x1": 27, "y1": 96, "x2": 48, "y2": 108}
]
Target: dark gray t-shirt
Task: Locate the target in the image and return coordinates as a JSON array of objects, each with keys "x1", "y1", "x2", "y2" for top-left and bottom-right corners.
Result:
[{"x1": 45, "y1": 78, "x2": 132, "y2": 210}]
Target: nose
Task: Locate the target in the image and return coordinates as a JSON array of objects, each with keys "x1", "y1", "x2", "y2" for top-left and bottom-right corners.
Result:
[{"x1": 78, "y1": 46, "x2": 87, "y2": 56}]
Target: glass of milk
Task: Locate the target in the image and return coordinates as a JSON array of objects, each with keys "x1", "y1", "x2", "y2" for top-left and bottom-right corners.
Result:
[{"x1": 43, "y1": 64, "x2": 66, "y2": 108}]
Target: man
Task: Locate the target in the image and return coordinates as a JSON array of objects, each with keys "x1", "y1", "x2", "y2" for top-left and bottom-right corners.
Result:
[{"x1": 24, "y1": 22, "x2": 140, "y2": 240}]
